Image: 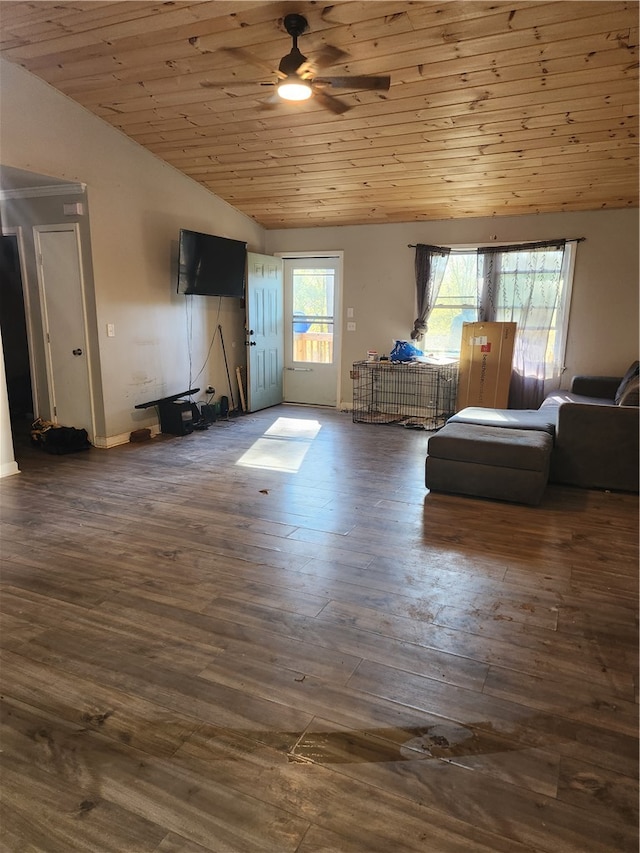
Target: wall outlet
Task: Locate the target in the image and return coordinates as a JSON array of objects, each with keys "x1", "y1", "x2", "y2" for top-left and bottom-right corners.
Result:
[{"x1": 347, "y1": 321, "x2": 356, "y2": 331}]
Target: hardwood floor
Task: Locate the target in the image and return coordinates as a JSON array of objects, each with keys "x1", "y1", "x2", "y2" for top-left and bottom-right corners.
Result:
[{"x1": 1, "y1": 405, "x2": 638, "y2": 853}]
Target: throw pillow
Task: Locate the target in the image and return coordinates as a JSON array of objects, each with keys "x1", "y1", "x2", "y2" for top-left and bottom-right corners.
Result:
[
  {"x1": 618, "y1": 375, "x2": 640, "y2": 407},
  {"x1": 614, "y1": 360, "x2": 640, "y2": 405}
]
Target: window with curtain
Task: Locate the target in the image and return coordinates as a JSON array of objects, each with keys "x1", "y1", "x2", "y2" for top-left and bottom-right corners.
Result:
[
  {"x1": 410, "y1": 243, "x2": 450, "y2": 342},
  {"x1": 422, "y1": 252, "x2": 480, "y2": 356},
  {"x1": 421, "y1": 240, "x2": 577, "y2": 408}
]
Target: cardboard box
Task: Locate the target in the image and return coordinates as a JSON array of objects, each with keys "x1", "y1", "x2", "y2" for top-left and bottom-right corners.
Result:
[{"x1": 456, "y1": 322, "x2": 516, "y2": 410}]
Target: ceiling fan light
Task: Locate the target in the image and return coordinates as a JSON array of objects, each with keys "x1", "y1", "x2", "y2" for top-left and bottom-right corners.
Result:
[{"x1": 277, "y1": 76, "x2": 312, "y2": 101}]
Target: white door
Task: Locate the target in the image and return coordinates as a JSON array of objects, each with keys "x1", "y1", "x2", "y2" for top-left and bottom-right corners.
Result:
[
  {"x1": 34, "y1": 225, "x2": 95, "y2": 437},
  {"x1": 283, "y1": 257, "x2": 340, "y2": 406},
  {"x1": 245, "y1": 252, "x2": 284, "y2": 412}
]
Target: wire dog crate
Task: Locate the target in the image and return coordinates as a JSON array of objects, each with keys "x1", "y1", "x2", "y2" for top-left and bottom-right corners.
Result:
[{"x1": 351, "y1": 360, "x2": 458, "y2": 430}]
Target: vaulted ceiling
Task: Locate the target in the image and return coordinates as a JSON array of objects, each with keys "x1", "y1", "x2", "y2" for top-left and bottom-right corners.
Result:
[{"x1": 0, "y1": 1, "x2": 637, "y2": 229}]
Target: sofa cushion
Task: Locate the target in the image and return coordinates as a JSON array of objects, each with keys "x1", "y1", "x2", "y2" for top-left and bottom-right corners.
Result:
[
  {"x1": 570, "y1": 375, "x2": 620, "y2": 399},
  {"x1": 541, "y1": 391, "x2": 611, "y2": 408},
  {"x1": 449, "y1": 406, "x2": 555, "y2": 435},
  {"x1": 614, "y1": 360, "x2": 639, "y2": 405}
]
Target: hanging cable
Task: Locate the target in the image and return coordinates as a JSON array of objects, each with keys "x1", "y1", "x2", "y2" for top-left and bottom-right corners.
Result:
[
  {"x1": 185, "y1": 294, "x2": 194, "y2": 390},
  {"x1": 192, "y1": 296, "x2": 223, "y2": 386}
]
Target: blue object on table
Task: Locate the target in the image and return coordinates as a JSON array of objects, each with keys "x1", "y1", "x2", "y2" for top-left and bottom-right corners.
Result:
[{"x1": 390, "y1": 340, "x2": 423, "y2": 362}]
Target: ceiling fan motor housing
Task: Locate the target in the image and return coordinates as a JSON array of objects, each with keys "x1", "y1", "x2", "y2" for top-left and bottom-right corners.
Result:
[
  {"x1": 283, "y1": 14, "x2": 309, "y2": 38},
  {"x1": 279, "y1": 46, "x2": 306, "y2": 76},
  {"x1": 279, "y1": 14, "x2": 309, "y2": 75}
]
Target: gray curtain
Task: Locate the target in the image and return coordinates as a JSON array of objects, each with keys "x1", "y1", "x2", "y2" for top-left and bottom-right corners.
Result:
[
  {"x1": 478, "y1": 239, "x2": 567, "y2": 408},
  {"x1": 411, "y1": 243, "x2": 450, "y2": 342}
]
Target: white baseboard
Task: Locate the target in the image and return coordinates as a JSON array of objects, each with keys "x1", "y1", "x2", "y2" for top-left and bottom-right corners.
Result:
[
  {"x1": 93, "y1": 423, "x2": 160, "y2": 449},
  {"x1": 0, "y1": 461, "x2": 20, "y2": 478}
]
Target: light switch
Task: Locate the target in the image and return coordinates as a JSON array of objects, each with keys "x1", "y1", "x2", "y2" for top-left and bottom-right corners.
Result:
[
  {"x1": 63, "y1": 202, "x2": 84, "y2": 216},
  {"x1": 347, "y1": 322, "x2": 356, "y2": 331},
  {"x1": 107, "y1": 323, "x2": 115, "y2": 337},
  {"x1": 347, "y1": 307, "x2": 354, "y2": 318}
]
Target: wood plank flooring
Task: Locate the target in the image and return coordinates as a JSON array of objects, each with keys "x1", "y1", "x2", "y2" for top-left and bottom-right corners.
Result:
[{"x1": 1, "y1": 405, "x2": 638, "y2": 853}]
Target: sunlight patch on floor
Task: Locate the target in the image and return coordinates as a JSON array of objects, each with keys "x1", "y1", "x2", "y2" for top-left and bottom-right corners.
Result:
[{"x1": 236, "y1": 417, "x2": 322, "y2": 472}]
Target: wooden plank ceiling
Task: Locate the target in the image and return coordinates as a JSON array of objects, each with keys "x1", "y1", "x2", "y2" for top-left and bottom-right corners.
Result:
[{"x1": 0, "y1": 1, "x2": 637, "y2": 229}]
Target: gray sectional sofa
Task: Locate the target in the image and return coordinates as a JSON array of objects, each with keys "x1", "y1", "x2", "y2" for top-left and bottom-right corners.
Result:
[{"x1": 429, "y1": 364, "x2": 639, "y2": 498}]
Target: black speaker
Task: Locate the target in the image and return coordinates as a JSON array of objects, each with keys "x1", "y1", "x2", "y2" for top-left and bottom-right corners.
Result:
[
  {"x1": 220, "y1": 396, "x2": 229, "y2": 417},
  {"x1": 200, "y1": 403, "x2": 217, "y2": 423},
  {"x1": 158, "y1": 400, "x2": 194, "y2": 435}
]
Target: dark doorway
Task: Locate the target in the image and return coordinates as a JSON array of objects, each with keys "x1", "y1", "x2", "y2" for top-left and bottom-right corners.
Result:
[{"x1": 0, "y1": 235, "x2": 34, "y2": 432}]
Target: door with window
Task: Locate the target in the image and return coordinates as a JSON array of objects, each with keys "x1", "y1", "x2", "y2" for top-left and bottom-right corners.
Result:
[{"x1": 283, "y1": 257, "x2": 340, "y2": 406}]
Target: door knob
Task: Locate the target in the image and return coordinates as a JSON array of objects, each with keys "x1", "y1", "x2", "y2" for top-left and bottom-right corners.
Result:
[{"x1": 72, "y1": 348, "x2": 83, "y2": 356}]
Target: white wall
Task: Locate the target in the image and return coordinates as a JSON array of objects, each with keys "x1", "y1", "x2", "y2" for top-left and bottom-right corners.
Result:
[
  {"x1": 265, "y1": 209, "x2": 639, "y2": 405},
  {"x1": 0, "y1": 58, "x2": 265, "y2": 443}
]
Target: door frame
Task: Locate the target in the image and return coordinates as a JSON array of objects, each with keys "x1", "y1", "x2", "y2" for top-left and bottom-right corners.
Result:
[
  {"x1": 33, "y1": 223, "x2": 97, "y2": 439},
  {"x1": 275, "y1": 251, "x2": 344, "y2": 408},
  {"x1": 1, "y1": 225, "x2": 40, "y2": 418}
]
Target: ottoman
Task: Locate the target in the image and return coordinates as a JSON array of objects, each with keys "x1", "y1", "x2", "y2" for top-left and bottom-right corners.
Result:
[{"x1": 425, "y1": 422, "x2": 553, "y2": 505}]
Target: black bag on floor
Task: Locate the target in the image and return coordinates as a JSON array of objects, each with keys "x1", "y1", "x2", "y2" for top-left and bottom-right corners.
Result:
[{"x1": 32, "y1": 422, "x2": 91, "y2": 455}]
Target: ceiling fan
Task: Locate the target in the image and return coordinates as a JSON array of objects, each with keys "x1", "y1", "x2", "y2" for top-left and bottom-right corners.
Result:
[{"x1": 200, "y1": 13, "x2": 390, "y2": 115}]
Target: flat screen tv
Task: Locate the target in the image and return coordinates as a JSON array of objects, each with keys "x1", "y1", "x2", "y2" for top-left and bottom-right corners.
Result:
[{"x1": 177, "y1": 229, "x2": 247, "y2": 297}]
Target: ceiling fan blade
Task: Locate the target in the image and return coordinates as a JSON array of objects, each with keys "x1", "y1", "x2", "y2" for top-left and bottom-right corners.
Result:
[
  {"x1": 297, "y1": 44, "x2": 349, "y2": 79},
  {"x1": 312, "y1": 89, "x2": 351, "y2": 115},
  {"x1": 258, "y1": 93, "x2": 283, "y2": 110},
  {"x1": 200, "y1": 80, "x2": 275, "y2": 89},
  {"x1": 311, "y1": 44, "x2": 350, "y2": 69},
  {"x1": 221, "y1": 46, "x2": 286, "y2": 79},
  {"x1": 314, "y1": 75, "x2": 391, "y2": 91}
]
